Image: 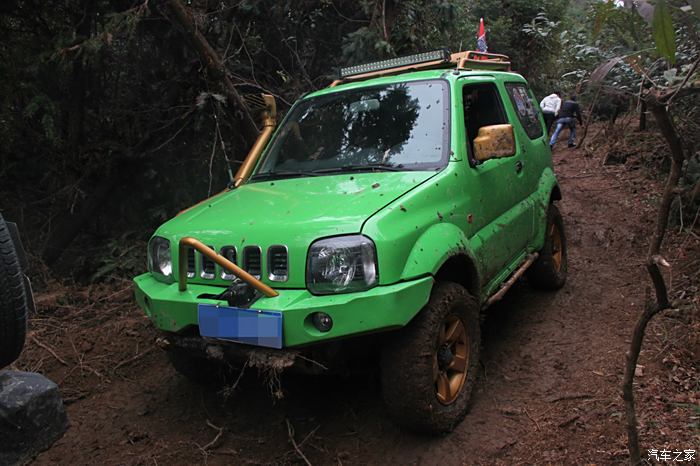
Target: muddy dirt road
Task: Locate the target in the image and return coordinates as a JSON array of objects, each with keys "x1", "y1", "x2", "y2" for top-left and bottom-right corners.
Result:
[{"x1": 17, "y1": 147, "x2": 698, "y2": 465}]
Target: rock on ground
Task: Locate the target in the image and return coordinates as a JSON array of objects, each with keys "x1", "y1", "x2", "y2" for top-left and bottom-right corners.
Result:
[{"x1": 0, "y1": 371, "x2": 68, "y2": 465}]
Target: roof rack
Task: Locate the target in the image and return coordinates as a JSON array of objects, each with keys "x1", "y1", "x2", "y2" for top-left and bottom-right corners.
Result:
[{"x1": 330, "y1": 49, "x2": 511, "y2": 87}]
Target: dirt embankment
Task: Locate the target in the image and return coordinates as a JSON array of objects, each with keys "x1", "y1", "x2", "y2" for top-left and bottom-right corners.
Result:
[{"x1": 14, "y1": 143, "x2": 700, "y2": 465}]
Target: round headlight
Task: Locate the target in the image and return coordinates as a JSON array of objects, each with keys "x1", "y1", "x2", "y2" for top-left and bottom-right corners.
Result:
[
  {"x1": 307, "y1": 235, "x2": 377, "y2": 294},
  {"x1": 149, "y1": 236, "x2": 172, "y2": 277}
]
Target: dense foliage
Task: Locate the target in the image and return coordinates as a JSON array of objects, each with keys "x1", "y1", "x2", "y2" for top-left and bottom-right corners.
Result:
[{"x1": 2, "y1": 0, "x2": 698, "y2": 282}]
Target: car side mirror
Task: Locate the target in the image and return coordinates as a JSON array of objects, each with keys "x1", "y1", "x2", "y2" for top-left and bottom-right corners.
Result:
[{"x1": 473, "y1": 124, "x2": 515, "y2": 162}]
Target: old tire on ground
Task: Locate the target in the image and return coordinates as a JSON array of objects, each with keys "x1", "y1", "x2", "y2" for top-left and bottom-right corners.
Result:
[
  {"x1": 166, "y1": 348, "x2": 234, "y2": 385},
  {"x1": 0, "y1": 213, "x2": 28, "y2": 369},
  {"x1": 380, "y1": 281, "x2": 480, "y2": 435},
  {"x1": 527, "y1": 203, "x2": 568, "y2": 290}
]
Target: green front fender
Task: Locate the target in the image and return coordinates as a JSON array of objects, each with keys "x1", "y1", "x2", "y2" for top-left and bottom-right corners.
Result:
[{"x1": 400, "y1": 222, "x2": 482, "y2": 283}]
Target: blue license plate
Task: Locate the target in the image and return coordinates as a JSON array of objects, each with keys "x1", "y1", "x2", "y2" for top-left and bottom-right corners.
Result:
[{"x1": 197, "y1": 304, "x2": 283, "y2": 349}]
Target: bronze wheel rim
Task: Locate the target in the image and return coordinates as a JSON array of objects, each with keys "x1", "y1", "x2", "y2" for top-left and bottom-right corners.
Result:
[
  {"x1": 550, "y1": 223, "x2": 563, "y2": 272},
  {"x1": 433, "y1": 315, "x2": 469, "y2": 405}
]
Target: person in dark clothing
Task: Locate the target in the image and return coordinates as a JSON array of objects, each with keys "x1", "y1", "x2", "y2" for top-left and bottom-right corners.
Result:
[{"x1": 549, "y1": 95, "x2": 583, "y2": 149}]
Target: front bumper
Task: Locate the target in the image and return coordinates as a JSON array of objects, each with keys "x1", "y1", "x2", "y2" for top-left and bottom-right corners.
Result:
[{"x1": 133, "y1": 274, "x2": 433, "y2": 348}]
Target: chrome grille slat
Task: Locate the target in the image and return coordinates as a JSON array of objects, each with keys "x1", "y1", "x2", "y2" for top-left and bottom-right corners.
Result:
[
  {"x1": 243, "y1": 246, "x2": 262, "y2": 279},
  {"x1": 200, "y1": 245, "x2": 216, "y2": 279},
  {"x1": 186, "y1": 249, "x2": 195, "y2": 278},
  {"x1": 220, "y1": 246, "x2": 237, "y2": 280},
  {"x1": 183, "y1": 243, "x2": 291, "y2": 283},
  {"x1": 267, "y1": 245, "x2": 288, "y2": 282}
]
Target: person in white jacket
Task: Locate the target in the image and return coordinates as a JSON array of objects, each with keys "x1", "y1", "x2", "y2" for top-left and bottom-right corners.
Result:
[{"x1": 539, "y1": 91, "x2": 561, "y2": 133}]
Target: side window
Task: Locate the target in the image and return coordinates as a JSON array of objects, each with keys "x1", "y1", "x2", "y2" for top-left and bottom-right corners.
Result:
[
  {"x1": 462, "y1": 83, "x2": 507, "y2": 160},
  {"x1": 505, "y1": 83, "x2": 543, "y2": 139}
]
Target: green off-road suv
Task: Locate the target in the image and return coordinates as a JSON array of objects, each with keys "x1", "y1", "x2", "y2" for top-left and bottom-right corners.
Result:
[{"x1": 133, "y1": 49, "x2": 567, "y2": 434}]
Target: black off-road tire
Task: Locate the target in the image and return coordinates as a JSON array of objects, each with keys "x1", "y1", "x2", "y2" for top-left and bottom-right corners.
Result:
[
  {"x1": 166, "y1": 348, "x2": 233, "y2": 385},
  {"x1": 527, "y1": 203, "x2": 568, "y2": 290},
  {"x1": 380, "y1": 282, "x2": 481, "y2": 435},
  {"x1": 0, "y1": 213, "x2": 28, "y2": 369}
]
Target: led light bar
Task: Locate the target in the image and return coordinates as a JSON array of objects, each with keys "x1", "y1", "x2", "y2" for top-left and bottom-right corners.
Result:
[{"x1": 340, "y1": 49, "x2": 451, "y2": 79}]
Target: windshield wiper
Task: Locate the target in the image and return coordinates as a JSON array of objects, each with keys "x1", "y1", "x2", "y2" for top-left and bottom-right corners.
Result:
[
  {"x1": 249, "y1": 170, "x2": 321, "y2": 181},
  {"x1": 312, "y1": 164, "x2": 404, "y2": 174}
]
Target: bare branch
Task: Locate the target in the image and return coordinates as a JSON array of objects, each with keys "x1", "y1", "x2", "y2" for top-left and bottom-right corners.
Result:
[
  {"x1": 166, "y1": 0, "x2": 259, "y2": 141},
  {"x1": 662, "y1": 55, "x2": 700, "y2": 105},
  {"x1": 286, "y1": 419, "x2": 312, "y2": 466}
]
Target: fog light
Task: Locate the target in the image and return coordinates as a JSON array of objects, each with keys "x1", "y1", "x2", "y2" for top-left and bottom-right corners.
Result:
[{"x1": 311, "y1": 312, "x2": 333, "y2": 332}]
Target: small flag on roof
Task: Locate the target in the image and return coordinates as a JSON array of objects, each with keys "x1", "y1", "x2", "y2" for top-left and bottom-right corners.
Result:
[{"x1": 477, "y1": 18, "x2": 487, "y2": 52}]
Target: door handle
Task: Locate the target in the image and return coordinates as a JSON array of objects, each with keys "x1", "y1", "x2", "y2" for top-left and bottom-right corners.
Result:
[{"x1": 515, "y1": 160, "x2": 523, "y2": 173}]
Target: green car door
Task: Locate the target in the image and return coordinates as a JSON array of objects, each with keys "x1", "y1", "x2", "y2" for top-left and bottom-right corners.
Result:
[
  {"x1": 502, "y1": 81, "x2": 552, "y2": 248},
  {"x1": 457, "y1": 77, "x2": 534, "y2": 283}
]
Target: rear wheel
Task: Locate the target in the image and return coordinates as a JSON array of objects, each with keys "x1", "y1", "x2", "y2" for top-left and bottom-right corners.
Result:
[
  {"x1": 0, "y1": 213, "x2": 28, "y2": 369},
  {"x1": 380, "y1": 282, "x2": 480, "y2": 434},
  {"x1": 527, "y1": 204, "x2": 567, "y2": 290}
]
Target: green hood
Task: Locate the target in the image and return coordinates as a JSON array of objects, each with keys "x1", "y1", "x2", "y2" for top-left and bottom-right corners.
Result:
[{"x1": 156, "y1": 171, "x2": 437, "y2": 287}]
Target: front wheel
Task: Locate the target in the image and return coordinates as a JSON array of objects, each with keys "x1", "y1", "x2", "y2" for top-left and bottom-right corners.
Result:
[
  {"x1": 0, "y1": 213, "x2": 28, "y2": 369},
  {"x1": 380, "y1": 282, "x2": 481, "y2": 435},
  {"x1": 527, "y1": 203, "x2": 568, "y2": 290}
]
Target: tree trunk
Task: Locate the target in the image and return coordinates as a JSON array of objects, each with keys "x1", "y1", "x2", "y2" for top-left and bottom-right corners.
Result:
[{"x1": 622, "y1": 93, "x2": 686, "y2": 465}]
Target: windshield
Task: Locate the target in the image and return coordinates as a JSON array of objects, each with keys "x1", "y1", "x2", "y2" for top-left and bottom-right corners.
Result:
[{"x1": 253, "y1": 80, "x2": 449, "y2": 179}]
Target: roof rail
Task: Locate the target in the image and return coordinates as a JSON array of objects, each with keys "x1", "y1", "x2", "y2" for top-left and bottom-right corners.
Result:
[{"x1": 330, "y1": 49, "x2": 511, "y2": 87}]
